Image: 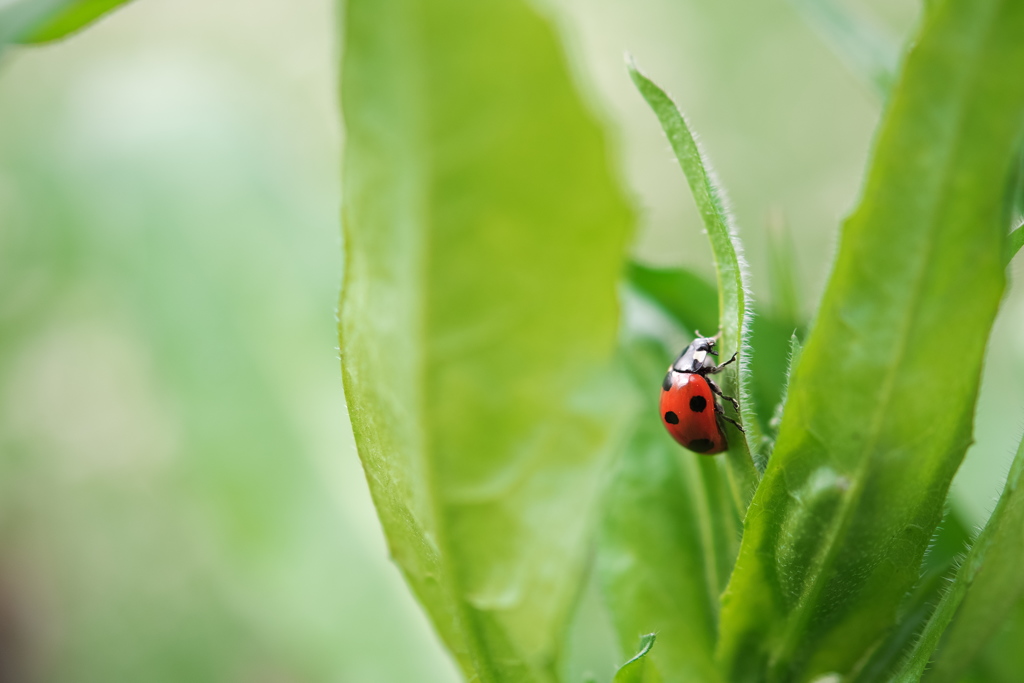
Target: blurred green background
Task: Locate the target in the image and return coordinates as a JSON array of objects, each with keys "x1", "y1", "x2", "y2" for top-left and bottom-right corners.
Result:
[{"x1": 1, "y1": 0, "x2": 1022, "y2": 680}]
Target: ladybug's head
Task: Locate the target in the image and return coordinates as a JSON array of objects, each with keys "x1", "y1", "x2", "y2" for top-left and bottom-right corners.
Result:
[
  {"x1": 690, "y1": 337, "x2": 717, "y2": 356},
  {"x1": 671, "y1": 336, "x2": 719, "y2": 374}
]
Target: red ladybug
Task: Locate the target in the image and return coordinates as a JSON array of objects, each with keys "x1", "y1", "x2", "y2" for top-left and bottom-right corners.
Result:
[{"x1": 660, "y1": 336, "x2": 743, "y2": 454}]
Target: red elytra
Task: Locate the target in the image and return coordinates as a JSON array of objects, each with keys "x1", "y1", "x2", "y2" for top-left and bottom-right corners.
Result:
[
  {"x1": 659, "y1": 335, "x2": 743, "y2": 455},
  {"x1": 660, "y1": 372, "x2": 728, "y2": 454}
]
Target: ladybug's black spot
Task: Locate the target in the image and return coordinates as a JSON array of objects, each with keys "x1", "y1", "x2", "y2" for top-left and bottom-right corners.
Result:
[
  {"x1": 664, "y1": 411, "x2": 679, "y2": 425},
  {"x1": 662, "y1": 372, "x2": 673, "y2": 392},
  {"x1": 689, "y1": 395, "x2": 707, "y2": 413},
  {"x1": 688, "y1": 438, "x2": 715, "y2": 453}
]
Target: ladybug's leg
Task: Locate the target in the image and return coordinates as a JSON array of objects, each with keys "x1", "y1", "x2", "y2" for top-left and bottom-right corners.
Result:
[
  {"x1": 721, "y1": 414, "x2": 745, "y2": 433},
  {"x1": 709, "y1": 352, "x2": 738, "y2": 373},
  {"x1": 706, "y1": 378, "x2": 741, "y2": 412}
]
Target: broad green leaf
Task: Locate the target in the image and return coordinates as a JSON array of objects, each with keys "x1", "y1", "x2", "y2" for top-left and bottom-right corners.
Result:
[
  {"x1": 849, "y1": 507, "x2": 972, "y2": 683},
  {"x1": 339, "y1": 0, "x2": 633, "y2": 680},
  {"x1": 628, "y1": 262, "x2": 718, "y2": 337},
  {"x1": 788, "y1": 0, "x2": 899, "y2": 98},
  {"x1": 0, "y1": 0, "x2": 131, "y2": 46},
  {"x1": 716, "y1": 1, "x2": 1024, "y2": 681},
  {"x1": 954, "y1": 599, "x2": 1024, "y2": 683},
  {"x1": 894, "y1": 435, "x2": 1024, "y2": 683},
  {"x1": 627, "y1": 60, "x2": 760, "y2": 507},
  {"x1": 599, "y1": 335, "x2": 732, "y2": 683},
  {"x1": 1006, "y1": 221, "x2": 1024, "y2": 266},
  {"x1": 613, "y1": 634, "x2": 659, "y2": 683}
]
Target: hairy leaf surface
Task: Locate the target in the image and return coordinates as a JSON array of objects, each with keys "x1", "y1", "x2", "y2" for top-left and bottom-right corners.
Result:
[
  {"x1": 1006, "y1": 222, "x2": 1024, "y2": 266},
  {"x1": 849, "y1": 507, "x2": 972, "y2": 683},
  {"x1": 627, "y1": 62, "x2": 760, "y2": 506},
  {"x1": 716, "y1": 1, "x2": 1024, "y2": 680},
  {"x1": 339, "y1": 0, "x2": 633, "y2": 680},
  {"x1": 894, "y1": 435, "x2": 1024, "y2": 683}
]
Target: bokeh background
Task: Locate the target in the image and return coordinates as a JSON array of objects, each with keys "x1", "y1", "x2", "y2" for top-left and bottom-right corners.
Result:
[{"x1": 1, "y1": 0, "x2": 1022, "y2": 680}]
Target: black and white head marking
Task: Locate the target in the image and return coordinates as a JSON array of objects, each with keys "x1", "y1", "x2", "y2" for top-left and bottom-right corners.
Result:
[{"x1": 671, "y1": 336, "x2": 719, "y2": 374}]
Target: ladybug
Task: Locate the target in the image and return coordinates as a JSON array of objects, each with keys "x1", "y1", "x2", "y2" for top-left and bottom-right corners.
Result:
[{"x1": 660, "y1": 336, "x2": 743, "y2": 454}]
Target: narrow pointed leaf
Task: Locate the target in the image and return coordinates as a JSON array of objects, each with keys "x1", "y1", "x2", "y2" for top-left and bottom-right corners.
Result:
[
  {"x1": 763, "y1": 333, "x2": 803, "y2": 451},
  {"x1": 717, "y1": 1, "x2": 1024, "y2": 680},
  {"x1": 613, "y1": 634, "x2": 659, "y2": 683},
  {"x1": 339, "y1": 0, "x2": 633, "y2": 680},
  {"x1": 893, "y1": 435, "x2": 1024, "y2": 683},
  {"x1": 627, "y1": 61, "x2": 760, "y2": 506}
]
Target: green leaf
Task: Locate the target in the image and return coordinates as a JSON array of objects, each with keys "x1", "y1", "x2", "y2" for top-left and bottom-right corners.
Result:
[
  {"x1": 1005, "y1": 221, "x2": 1024, "y2": 267},
  {"x1": 892, "y1": 435, "x2": 1024, "y2": 683},
  {"x1": 612, "y1": 634, "x2": 659, "y2": 683},
  {"x1": 763, "y1": 333, "x2": 803, "y2": 449},
  {"x1": 598, "y1": 335, "x2": 732, "y2": 683},
  {"x1": 626, "y1": 59, "x2": 761, "y2": 507},
  {"x1": 339, "y1": 0, "x2": 633, "y2": 680},
  {"x1": 788, "y1": 0, "x2": 899, "y2": 98},
  {"x1": 716, "y1": 1, "x2": 1024, "y2": 680},
  {"x1": 1010, "y1": 150, "x2": 1024, "y2": 222},
  {"x1": 848, "y1": 506, "x2": 973, "y2": 683},
  {"x1": 0, "y1": 0, "x2": 131, "y2": 46},
  {"x1": 955, "y1": 599, "x2": 1024, "y2": 683},
  {"x1": 628, "y1": 262, "x2": 718, "y2": 338}
]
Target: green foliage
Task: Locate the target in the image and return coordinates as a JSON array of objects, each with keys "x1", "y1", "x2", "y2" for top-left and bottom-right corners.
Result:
[
  {"x1": 848, "y1": 506, "x2": 973, "y2": 683},
  {"x1": 717, "y1": 2, "x2": 1024, "y2": 681},
  {"x1": 0, "y1": 6, "x2": 446, "y2": 679},
  {"x1": 628, "y1": 263, "x2": 718, "y2": 337},
  {"x1": 612, "y1": 634, "x2": 659, "y2": 683},
  {"x1": 338, "y1": 0, "x2": 1024, "y2": 681},
  {"x1": 1006, "y1": 222, "x2": 1024, "y2": 266},
  {"x1": 716, "y1": 2, "x2": 1024, "y2": 679},
  {"x1": 0, "y1": 0, "x2": 132, "y2": 46},
  {"x1": 338, "y1": 0, "x2": 633, "y2": 680},
  {"x1": 896, "y1": 435, "x2": 1024, "y2": 683}
]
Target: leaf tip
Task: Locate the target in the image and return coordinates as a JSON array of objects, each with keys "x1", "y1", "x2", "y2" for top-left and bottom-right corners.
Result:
[{"x1": 623, "y1": 52, "x2": 647, "y2": 88}]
